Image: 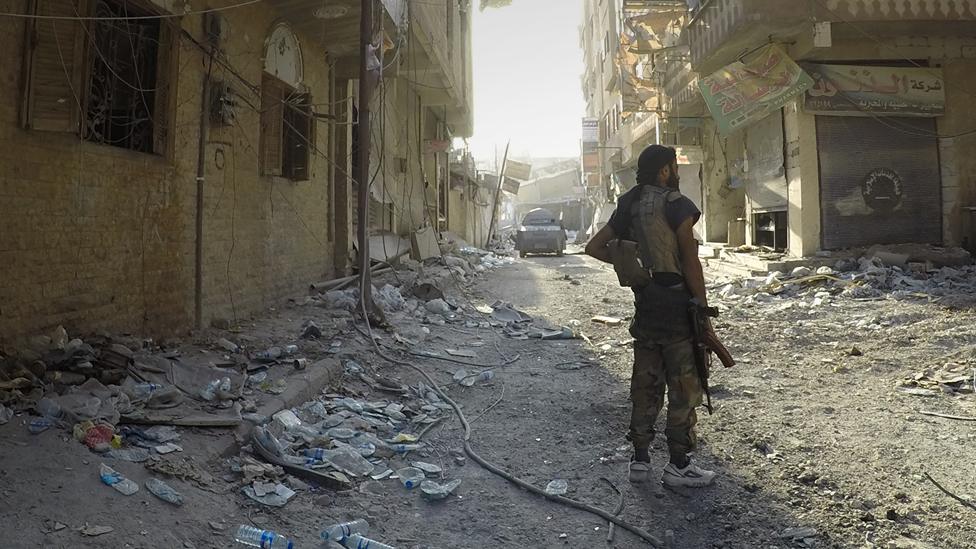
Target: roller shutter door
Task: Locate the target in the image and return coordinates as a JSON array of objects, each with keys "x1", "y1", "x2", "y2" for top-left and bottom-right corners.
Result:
[{"x1": 816, "y1": 116, "x2": 941, "y2": 250}]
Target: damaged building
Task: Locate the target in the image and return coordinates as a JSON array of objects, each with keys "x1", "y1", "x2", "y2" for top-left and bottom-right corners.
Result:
[
  {"x1": 0, "y1": 0, "x2": 480, "y2": 343},
  {"x1": 580, "y1": 0, "x2": 976, "y2": 258}
]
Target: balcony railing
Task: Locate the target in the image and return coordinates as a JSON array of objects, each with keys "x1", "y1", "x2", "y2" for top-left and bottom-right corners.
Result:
[{"x1": 687, "y1": 0, "x2": 976, "y2": 73}]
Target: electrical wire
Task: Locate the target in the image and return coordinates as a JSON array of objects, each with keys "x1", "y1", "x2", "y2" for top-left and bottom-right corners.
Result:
[{"x1": 0, "y1": 0, "x2": 263, "y2": 20}]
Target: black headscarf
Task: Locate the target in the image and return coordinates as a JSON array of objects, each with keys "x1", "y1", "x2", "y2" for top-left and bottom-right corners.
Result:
[{"x1": 635, "y1": 145, "x2": 677, "y2": 187}]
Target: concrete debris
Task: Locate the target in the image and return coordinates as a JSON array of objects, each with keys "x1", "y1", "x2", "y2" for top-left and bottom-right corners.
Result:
[{"x1": 713, "y1": 250, "x2": 976, "y2": 307}]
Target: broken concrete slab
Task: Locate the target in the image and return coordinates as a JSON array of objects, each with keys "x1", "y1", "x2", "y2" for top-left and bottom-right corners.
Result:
[{"x1": 411, "y1": 226, "x2": 440, "y2": 261}]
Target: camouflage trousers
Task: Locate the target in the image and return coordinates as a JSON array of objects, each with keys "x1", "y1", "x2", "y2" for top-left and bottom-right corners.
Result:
[{"x1": 628, "y1": 336, "x2": 703, "y2": 459}]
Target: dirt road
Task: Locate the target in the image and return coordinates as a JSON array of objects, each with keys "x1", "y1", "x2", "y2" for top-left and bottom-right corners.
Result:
[{"x1": 3, "y1": 252, "x2": 975, "y2": 548}]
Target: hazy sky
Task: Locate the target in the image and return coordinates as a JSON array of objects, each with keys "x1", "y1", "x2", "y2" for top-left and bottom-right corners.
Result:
[{"x1": 468, "y1": 1, "x2": 585, "y2": 163}]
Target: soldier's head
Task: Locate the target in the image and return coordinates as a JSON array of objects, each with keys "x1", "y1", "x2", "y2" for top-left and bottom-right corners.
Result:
[{"x1": 636, "y1": 145, "x2": 679, "y2": 189}]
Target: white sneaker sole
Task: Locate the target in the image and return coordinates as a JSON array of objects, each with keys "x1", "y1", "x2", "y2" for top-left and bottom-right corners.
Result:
[{"x1": 662, "y1": 472, "x2": 715, "y2": 488}]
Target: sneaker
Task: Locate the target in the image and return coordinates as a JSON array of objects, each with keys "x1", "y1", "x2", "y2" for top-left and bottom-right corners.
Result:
[
  {"x1": 661, "y1": 461, "x2": 716, "y2": 488},
  {"x1": 628, "y1": 460, "x2": 650, "y2": 483}
]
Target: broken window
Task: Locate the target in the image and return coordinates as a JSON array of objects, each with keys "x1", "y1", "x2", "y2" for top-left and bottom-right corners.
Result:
[
  {"x1": 20, "y1": 0, "x2": 173, "y2": 154},
  {"x1": 261, "y1": 74, "x2": 313, "y2": 180}
]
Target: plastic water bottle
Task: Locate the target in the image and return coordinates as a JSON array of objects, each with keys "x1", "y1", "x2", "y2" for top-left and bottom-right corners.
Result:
[
  {"x1": 346, "y1": 533, "x2": 395, "y2": 549},
  {"x1": 131, "y1": 383, "x2": 163, "y2": 399},
  {"x1": 319, "y1": 518, "x2": 369, "y2": 542},
  {"x1": 234, "y1": 524, "x2": 294, "y2": 548}
]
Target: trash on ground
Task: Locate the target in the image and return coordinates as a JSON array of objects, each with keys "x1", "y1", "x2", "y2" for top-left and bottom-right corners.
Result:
[
  {"x1": 243, "y1": 481, "x2": 296, "y2": 507},
  {"x1": 99, "y1": 463, "x2": 139, "y2": 495},
  {"x1": 545, "y1": 479, "x2": 569, "y2": 495},
  {"x1": 591, "y1": 316, "x2": 623, "y2": 326},
  {"x1": 396, "y1": 467, "x2": 425, "y2": 489},
  {"x1": 411, "y1": 461, "x2": 442, "y2": 474},
  {"x1": 420, "y1": 478, "x2": 462, "y2": 501},
  {"x1": 79, "y1": 524, "x2": 114, "y2": 537},
  {"x1": 145, "y1": 478, "x2": 184, "y2": 505}
]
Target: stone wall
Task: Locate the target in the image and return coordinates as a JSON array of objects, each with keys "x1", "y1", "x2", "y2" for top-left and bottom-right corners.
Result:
[{"x1": 0, "y1": 1, "x2": 337, "y2": 343}]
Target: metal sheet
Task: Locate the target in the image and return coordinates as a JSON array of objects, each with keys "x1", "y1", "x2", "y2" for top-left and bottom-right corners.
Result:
[
  {"x1": 816, "y1": 116, "x2": 941, "y2": 250},
  {"x1": 745, "y1": 110, "x2": 787, "y2": 211}
]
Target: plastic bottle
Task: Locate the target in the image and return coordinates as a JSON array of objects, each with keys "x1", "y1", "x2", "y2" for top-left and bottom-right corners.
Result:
[
  {"x1": 319, "y1": 518, "x2": 369, "y2": 543},
  {"x1": 131, "y1": 383, "x2": 163, "y2": 399},
  {"x1": 346, "y1": 533, "x2": 396, "y2": 549},
  {"x1": 234, "y1": 524, "x2": 294, "y2": 548}
]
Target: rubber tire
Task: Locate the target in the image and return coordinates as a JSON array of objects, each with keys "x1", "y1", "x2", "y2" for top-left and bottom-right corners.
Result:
[
  {"x1": 519, "y1": 251, "x2": 526, "y2": 258},
  {"x1": 556, "y1": 250, "x2": 564, "y2": 257}
]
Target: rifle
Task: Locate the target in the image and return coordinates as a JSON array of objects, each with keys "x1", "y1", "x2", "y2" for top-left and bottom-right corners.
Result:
[{"x1": 688, "y1": 299, "x2": 736, "y2": 415}]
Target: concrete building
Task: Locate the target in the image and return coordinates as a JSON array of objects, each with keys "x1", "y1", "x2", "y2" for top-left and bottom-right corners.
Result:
[
  {"x1": 582, "y1": 0, "x2": 976, "y2": 258},
  {"x1": 0, "y1": 0, "x2": 476, "y2": 343}
]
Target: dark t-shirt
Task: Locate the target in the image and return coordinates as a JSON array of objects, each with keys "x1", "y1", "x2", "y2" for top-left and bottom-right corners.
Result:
[{"x1": 606, "y1": 184, "x2": 701, "y2": 286}]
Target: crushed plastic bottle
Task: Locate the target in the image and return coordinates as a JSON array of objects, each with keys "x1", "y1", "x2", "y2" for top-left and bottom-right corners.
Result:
[
  {"x1": 200, "y1": 377, "x2": 231, "y2": 401},
  {"x1": 396, "y1": 467, "x2": 425, "y2": 489},
  {"x1": 36, "y1": 397, "x2": 63, "y2": 420},
  {"x1": 320, "y1": 518, "x2": 369, "y2": 543},
  {"x1": 28, "y1": 417, "x2": 55, "y2": 434},
  {"x1": 129, "y1": 383, "x2": 163, "y2": 400},
  {"x1": 99, "y1": 463, "x2": 139, "y2": 495},
  {"x1": 255, "y1": 347, "x2": 283, "y2": 363},
  {"x1": 323, "y1": 445, "x2": 375, "y2": 477},
  {"x1": 234, "y1": 524, "x2": 294, "y2": 548},
  {"x1": 145, "y1": 478, "x2": 183, "y2": 505},
  {"x1": 346, "y1": 533, "x2": 396, "y2": 549},
  {"x1": 545, "y1": 479, "x2": 568, "y2": 496}
]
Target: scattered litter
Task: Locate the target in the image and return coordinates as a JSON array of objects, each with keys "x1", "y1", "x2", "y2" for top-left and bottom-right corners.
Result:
[
  {"x1": 80, "y1": 524, "x2": 114, "y2": 537},
  {"x1": 0, "y1": 404, "x2": 13, "y2": 425},
  {"x1": 420, "y1": 478, "x2": 462, "y2": 501},
  {"x1": 490, "y1": 301, "x2": 532, "y2": 324},
  {"x1": 445, "y1": 349, "x2": 477, "y2": 358},
  {"x1": 396, "y1": 467, "x2": 425, "y2": 489},
  {"x1": 545, "y1": 479, "x2": 569, "y2": 495},
  {"x1": 243, "y1": 482, "x2": 296, "y2": 507},
  {"x1": 411, "y1": 461, "x2": 443, "y2": 474},
  {"x1": 107, "y1": 447, "x2": 151, "y2": 462},
  {"x1": 145, "y1": 478, "x2": 184, "y2": 506},
  {"x1": 591, "y1": 316, "x2": 623, "y2": 326},
  {"x1": 301, "y1": 321, "x2": 323, "y2": 339},
  {"x1": 99, "y1": 463, "x2": 139, "y2": 495},
  {"x1": 453, "y1": 369, "x2": 494, "y2": 387},
  {"x1": 216, "y1": 338, "x2": 240, "y2": 354},
  {"x1": 155, "y1": 443, "x2": 183, "y2": 454}
]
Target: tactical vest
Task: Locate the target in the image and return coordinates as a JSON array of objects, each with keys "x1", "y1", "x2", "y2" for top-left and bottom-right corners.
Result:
[{"x1": 628, "y1": 184, "x2": 684, "y2": 279}]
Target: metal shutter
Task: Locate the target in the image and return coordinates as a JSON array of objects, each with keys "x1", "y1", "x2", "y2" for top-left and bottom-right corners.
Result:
[{"x1": 816, "y1": 116, "x2": 941, "y2": 250}]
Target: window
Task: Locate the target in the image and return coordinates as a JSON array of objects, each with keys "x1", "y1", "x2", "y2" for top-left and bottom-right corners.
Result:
[
  {"x1": 21, "y1": 0, "x2": 173, "y2": 154},
  {"x1": 261, "y1": 74, "x2": 313, "y2": 180}
]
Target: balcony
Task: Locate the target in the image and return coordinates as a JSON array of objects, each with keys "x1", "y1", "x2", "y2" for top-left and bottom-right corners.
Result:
[
  {"x1": 405, "y1": 1, "x2": 472, "y2": 135},
  {"x1": 687, "y1": 0, "x2": 976, "y2": 74},
  {"x1": 268, "y1": 0, "x2": 407, "y2": 78}
]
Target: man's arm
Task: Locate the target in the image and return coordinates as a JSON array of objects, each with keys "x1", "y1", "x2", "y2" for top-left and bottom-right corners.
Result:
[
  {"x1": 676, "y1": 218, "x2": 707, "y2": 306},
  {"x1": 584, "y1": 224, "x2": 616, "y2": 264}
]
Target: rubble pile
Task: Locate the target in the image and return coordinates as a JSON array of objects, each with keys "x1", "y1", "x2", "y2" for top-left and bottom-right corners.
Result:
[
  {"x1": 714, "y1": 249, "x2": 976, "y2": 309},
  {"x1": 232, "y1": 372, "x2": 464, "y2": 506}
]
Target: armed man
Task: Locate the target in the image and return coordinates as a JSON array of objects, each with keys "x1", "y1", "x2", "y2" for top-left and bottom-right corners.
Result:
[{"x1": 585, "y1": 144, "x2": 734, "y2": 488}]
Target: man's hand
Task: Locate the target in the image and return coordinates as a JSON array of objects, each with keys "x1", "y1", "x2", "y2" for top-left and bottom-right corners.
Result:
[{"x1": 584, "y1": 224, "x2": 616, "y2": 265}]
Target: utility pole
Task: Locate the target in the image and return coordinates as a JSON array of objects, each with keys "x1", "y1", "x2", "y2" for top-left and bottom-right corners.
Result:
[
  {"x1": 356, "y1": 0, "x2": 374, "y2": 310},
  {"x1": 485, "y1": 140, "x2": 510, "y2": 248}
]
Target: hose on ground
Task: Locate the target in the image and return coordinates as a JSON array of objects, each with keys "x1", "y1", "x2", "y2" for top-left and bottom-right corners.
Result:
[{"x1": 359, "y1": 313, "x2": 661, "y2": 545}]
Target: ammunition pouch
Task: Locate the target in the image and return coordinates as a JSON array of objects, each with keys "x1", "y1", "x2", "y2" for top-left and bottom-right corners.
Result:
[{"x1": 609, "y1": 239, "x2": 651, "y2": 288}]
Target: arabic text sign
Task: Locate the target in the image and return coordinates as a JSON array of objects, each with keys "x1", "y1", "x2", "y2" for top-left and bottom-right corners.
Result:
[
  {"x1": 802, "y1": 64, "x2": 945, "y2": 116},
  {"x1": 698, "y1": 45, "x2": 814, "y2": 135},
  {"x1": 504, "y1": 159, "x2": 532, "y2": 181}
]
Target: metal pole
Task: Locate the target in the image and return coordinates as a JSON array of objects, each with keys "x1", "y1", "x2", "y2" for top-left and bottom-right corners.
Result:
[
  {"x1": 357, "y1": 0, "x2": 374, "y2": 308},
  {"x1": 194, "y1": 47, "x2": 213, "y2": 330},
  {"x1": 485, "y1": 140, "x2": 510, "y2": 248}
]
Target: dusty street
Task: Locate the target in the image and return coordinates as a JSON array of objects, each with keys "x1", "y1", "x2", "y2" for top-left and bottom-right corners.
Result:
[{"x1": 3, "y1": 251, "x2": 976, "y2": 549}]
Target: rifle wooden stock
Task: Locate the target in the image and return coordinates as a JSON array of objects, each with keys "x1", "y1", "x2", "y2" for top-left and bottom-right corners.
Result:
[{"x1": 702, "y1": 330, "x2": 735, "y2": 369}]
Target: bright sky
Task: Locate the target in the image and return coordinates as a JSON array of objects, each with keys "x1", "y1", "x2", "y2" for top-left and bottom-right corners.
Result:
[{"x1": 468, "y1": 0, "x2": 585, "y2": 164}]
